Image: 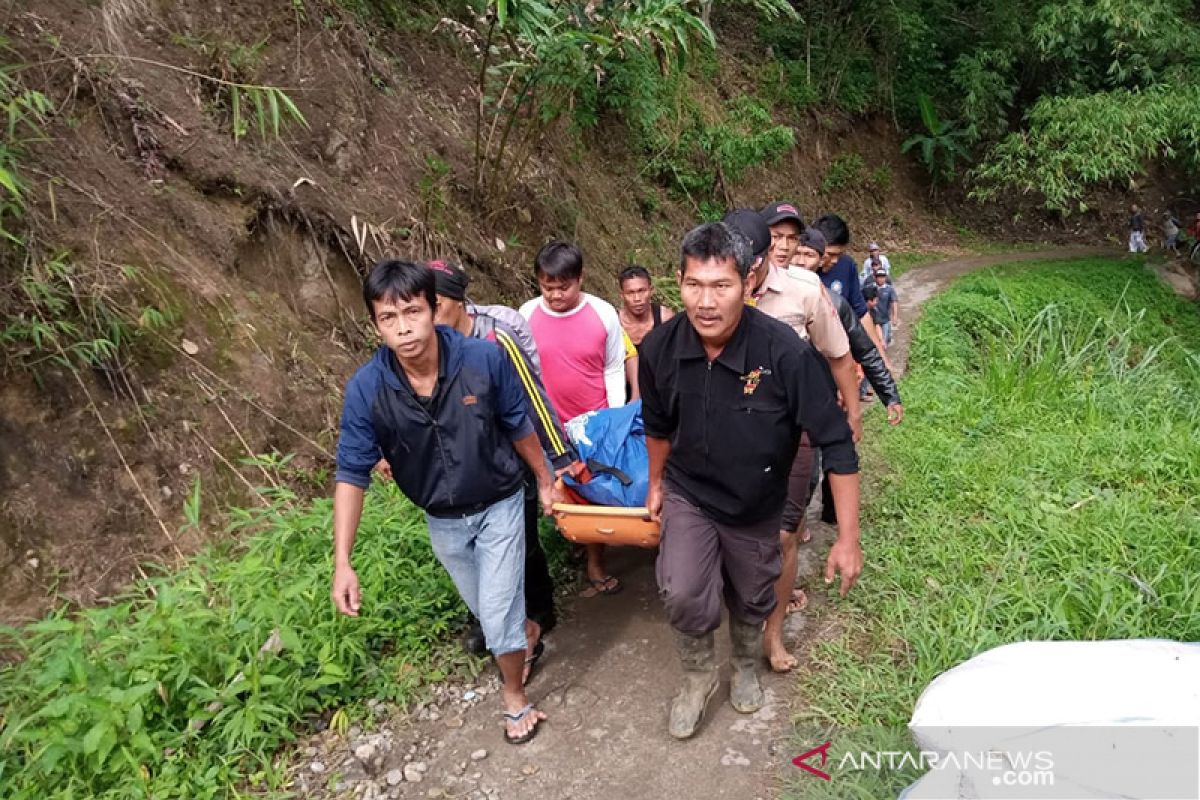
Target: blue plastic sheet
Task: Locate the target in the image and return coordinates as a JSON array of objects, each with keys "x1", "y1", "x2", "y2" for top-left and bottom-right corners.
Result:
[{"x1": 562, "y1": 401, "x2": 649, "y2": 507}]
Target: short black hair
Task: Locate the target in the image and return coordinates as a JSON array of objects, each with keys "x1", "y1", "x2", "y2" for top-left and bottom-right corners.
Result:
[
  {"x1": 813, "y1": 214, "x2": 851, "y2": 247},
  {"x1": 534, "y1": 241, "x2": 584, "y2": 281},
  {"x1": 679, "y1": 222, "x2": 749, "y2": 279},
  {"x1": 363, "y1": 259, "x2": 437, "y2": 320},
  {"x1": 862, "y1": 284, "x2": 878, "y2": 300},
  {"x1": 618, "y1": 264, "x2": 652, "y2": 287}
]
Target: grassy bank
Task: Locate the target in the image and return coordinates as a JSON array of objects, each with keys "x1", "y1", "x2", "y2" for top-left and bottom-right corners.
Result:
[
  {"x1": 0, "y1": 480, "x2": 569, "y2": 799},
  {"x1": 788, "y1": 257, "x2": 1200, "y2": 796}
]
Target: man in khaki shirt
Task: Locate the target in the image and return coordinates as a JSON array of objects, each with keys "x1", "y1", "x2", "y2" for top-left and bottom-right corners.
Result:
[{"x1": 728, "y1": 204, "x2": 861, "y2": 674}]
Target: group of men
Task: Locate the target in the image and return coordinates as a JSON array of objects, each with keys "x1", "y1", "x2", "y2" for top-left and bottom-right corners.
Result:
[{"x1": 330, "y1": 203, "x2": 904, "y2": 745}]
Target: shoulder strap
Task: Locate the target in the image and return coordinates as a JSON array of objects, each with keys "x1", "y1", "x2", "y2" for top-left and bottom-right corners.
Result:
[{"x1": 651, "y1": 303, "x2": 663, "y2": 327}]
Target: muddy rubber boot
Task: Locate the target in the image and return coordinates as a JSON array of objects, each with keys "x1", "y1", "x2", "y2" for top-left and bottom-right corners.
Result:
[
  {"x1": 728, "y1": 617, "x2": 765, "y2": 714},
  {"x1": 668, "y1": 630, "x2": 718, "y2": 739}
]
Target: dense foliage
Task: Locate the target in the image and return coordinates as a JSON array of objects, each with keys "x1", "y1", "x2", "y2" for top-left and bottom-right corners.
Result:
[
  {"x1": 756, "y1": 0, "x2": 1200, "y2": 209},
  {"x1": 0, "y1": 479, "x2": 569, "y2": 799},
  {"x1": 788, "y1": 257, "x2": 1200, "y2": 796}
]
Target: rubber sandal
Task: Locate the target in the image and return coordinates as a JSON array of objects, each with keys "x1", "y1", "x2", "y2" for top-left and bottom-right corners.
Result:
[
  {"x1": 503, "y1": 704, "x2": 541, "y2": 745},
  {"x1": 580, "y1": 575, "x2": 622, "y2": 597},
  {"x1": 523, "y1": 639, "x2": 545, "y2": 685}
]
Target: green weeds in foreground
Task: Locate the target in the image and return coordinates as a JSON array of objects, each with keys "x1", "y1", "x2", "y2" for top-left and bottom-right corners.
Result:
[
  {"x1": 0, "y1": 481, "x2": 490, "y2": 798},
  {"x1": 787, "y1": 257, "x2": 1200, "y2": 797}
]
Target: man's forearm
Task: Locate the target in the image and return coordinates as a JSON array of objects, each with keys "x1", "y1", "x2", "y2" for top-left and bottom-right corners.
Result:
[
  {"x1": 827, "y1": 471, "x2": 861, "y2": 543},
  {"x1": 333, "y1": 481, "x2": 366, "y2": 568},
  {"x1": 860, "y1": 313, "x2": 885, "y2": 351},
  {"x1": 829, "y1": 353, "x2": 861, "y2": 427},
  {"x1": 513, "y1": 432, "x2": 552, "y2": 485},
  {"x1": 647, "y1": 435, "x2": 670, "y2": 487}
]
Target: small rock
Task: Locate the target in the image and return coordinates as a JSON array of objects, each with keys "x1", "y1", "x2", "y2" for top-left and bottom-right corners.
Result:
[
  {"x1": 404, "y1": 764, "x2": 425, "y2": 783},
  {"x1": 413, "y1": 762, "x2": 428, "y2": 772},
  {"x1": 470, "y1": 749, "x2": 488, "y2": 762},
  {"x1": 521, "y1": 764, "x2": 538, "y2": 776},
  {"x1": 354, "y1": 743, "x2": 376, "y2": 763},
  {"x1": 303, "y1": 746, "x2": 318, "y2": 757},
  {"x1": 349, "y1": 726, "x2": 363, "y2": 739},
  {"x1": 385, "y1": 768, "x2": 404, "y2": 786},
  {"x1": 310, "y1": 761, "x2": 326, "y2": 774},
  {"x1": 462, "y1": 690, "x2": 477, "y2": 702},
  {"x1": 180, "y1": 338, "x2": 200, "y2": 355}
]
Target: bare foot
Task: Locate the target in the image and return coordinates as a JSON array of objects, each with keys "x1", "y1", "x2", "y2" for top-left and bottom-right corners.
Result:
[
  {"x1": 764, "y1": 636, "x2": 798, "y2": 673},
  {"x1": 787, "y1": 588, "x2": 809, "y2": 613}
]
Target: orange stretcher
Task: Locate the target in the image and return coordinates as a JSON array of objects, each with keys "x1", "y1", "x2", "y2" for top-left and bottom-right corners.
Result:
[{"x1": 551, "y1": 479, "x2": 660, "y2": 548}]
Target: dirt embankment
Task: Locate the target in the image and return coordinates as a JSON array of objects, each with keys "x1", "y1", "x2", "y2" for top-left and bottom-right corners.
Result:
[{"x1": 0, "y1": 0, "x2": 1012, "y2": 623}]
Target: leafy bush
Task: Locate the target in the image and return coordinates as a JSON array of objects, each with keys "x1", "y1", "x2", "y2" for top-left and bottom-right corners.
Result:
[
  {"x1": 972, "y1": 84, "x2": 1200, "y2": 212},
  {"x1": 820, "y1": 153, "x2": 866, "y2": 194},
  {"x1": 0, "y1": 481, "x2": 479, "y2": 798}
]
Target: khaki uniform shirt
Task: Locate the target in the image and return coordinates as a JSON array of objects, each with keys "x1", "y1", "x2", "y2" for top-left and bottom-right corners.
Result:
[{"x1": 751, "y1": 265, "x2": 850, "y2": 360}]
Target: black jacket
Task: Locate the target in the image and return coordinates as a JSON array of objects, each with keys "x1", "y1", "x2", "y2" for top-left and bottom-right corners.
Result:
[
  {"x1": 831, "y1": 291, "x2": 902, "y2": 407},
  {"x1": 335, "y1": 327, "x2": 536, "y2": 516}
]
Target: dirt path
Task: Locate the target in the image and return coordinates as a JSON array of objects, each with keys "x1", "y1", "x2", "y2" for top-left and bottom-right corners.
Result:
[{"x1": 289, "y1": 248, "x2": 1113, "y2": 800}]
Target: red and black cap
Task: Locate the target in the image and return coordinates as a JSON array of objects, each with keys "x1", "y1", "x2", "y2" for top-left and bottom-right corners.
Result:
[{"x1": 760, "y1": 200, "x2": 804, "y2": 228}]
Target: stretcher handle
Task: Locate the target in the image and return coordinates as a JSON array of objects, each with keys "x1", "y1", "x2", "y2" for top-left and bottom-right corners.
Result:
[{"x1": 551, "y1": 502, "x2": 652, "y2": 520}]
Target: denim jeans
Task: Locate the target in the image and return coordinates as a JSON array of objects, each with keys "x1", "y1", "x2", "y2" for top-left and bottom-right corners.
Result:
[
  {"x1": 880, "y1": 320, "x2": 893, "y2": 346},
  {"x1": 426, "y1": 489, "x2": 527, "y2": 656}
]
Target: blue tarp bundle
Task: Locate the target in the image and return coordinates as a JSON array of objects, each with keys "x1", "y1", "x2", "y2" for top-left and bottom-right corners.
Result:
[{"x1": 562, "y1": 400, "x2": 649, "y2": 507}]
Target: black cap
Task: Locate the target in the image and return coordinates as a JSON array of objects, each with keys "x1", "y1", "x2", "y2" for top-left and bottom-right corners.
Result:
[
  {"x1": 721, "y1": 209, "x2": 771, "y2": 260},
  {"x1": 760, "y1": 200, "x2": 804, "y2": 228},
  {"x1": 799, "y1": 227, "x2": 826, "y2": 256},
  {"x1": 427, "y1": 260, "x2": 468, "y2": 301}
]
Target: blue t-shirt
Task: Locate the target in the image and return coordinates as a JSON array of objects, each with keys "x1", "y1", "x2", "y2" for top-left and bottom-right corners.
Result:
[
  {"x1": 820, "y1": 254, "x2": 868, "y2": 318},
  {"x1": 873, "y1": 284, "x2": 897, "y2": 321}
]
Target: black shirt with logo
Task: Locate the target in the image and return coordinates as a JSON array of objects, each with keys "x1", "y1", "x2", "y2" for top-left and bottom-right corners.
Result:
[{"x1": 638, "y1": 306, "x2": 858, "y2": 525}]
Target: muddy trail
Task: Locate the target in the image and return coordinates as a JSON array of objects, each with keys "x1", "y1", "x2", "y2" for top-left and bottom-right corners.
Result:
[{"x1": 288, "y1": 248, "x2": 1112, "y2": 800}]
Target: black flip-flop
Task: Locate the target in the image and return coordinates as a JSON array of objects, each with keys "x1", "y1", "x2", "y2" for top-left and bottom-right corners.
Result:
[
  {"x1": 523, "y1": 639, "x2": 545, "y2": 685},
  {"x1": 580, "y1": 575, "x2": 622, "y2": 597},
  {"x1": 503, "y1": 703, "x2": 542, "y2": 745}
]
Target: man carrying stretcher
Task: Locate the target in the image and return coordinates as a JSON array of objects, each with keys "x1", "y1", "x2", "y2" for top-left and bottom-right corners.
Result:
[{"x1": 638, "y1": 221, "x2": 864, "y2": 740}]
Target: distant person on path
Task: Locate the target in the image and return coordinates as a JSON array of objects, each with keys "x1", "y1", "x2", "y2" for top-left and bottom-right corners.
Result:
[
  {"x1": 425, "y1": 260, "x2": 576, "y2": 658},
  {"x1": 1129, "y1": 205, "x2": 1148, "y2": 253},
  {"x1": 639, "y1": 221, "x2": 863, "y2": 739},
  {"x1": 333, "y1": 260, "x2": 553, "y2": 745},
  {"x1": 793, "y1": 227, "x2": 903, "y2": 424},
  {"x1": 871, "y1": 270, "x2": 900, "y2": 346},
  {"x1": 859, "y1": 242, "x2": 891, "y2": 281},
  {"x1": 1163, "y1": 212, "x2": 1181, "y2": 254},
  {"x1": 618, "y1": 264, "x2": 674, "y2": 350},
  {"x1": 520, "y1": 241, "x2": 626, "y2": 597}
]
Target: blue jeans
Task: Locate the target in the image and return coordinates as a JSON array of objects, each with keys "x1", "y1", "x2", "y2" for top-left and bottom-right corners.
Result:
[
  {"x1": 426, "y1": 489, "x2": 527, "y2": 657},
  {"x1": 880, "y1": 320, "x2": 893, "y2": 346}
]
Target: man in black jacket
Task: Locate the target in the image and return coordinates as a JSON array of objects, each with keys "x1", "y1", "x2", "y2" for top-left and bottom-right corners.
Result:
[
  {"x1": 332, "y1": 260, "x2": 553, "y2": 745},
  {"x1": 794, "y1": 228, "x2": 903, "y2": 424}
]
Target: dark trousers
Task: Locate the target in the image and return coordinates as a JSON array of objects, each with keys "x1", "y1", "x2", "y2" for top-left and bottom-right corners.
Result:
[
  {"x1": 522, "y1": 479, "x2": 557, "y2": 631},
  {"x1": 656, "y1": 488, "x2": 782, "y2": 635}
]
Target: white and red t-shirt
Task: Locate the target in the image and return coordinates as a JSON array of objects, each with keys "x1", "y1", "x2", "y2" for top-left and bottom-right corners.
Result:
[{"x1": 519, "y1": 293, "x2": 626, "y2": 422}]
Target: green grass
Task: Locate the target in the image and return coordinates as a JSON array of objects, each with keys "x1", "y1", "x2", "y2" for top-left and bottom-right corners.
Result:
[
  {"x1": 786, "y1": 257, "x2": 1200, "y2": 797},
  {"x1": 0, "y1": 479, "x2": 572, "y2": 799}
]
